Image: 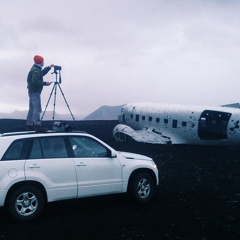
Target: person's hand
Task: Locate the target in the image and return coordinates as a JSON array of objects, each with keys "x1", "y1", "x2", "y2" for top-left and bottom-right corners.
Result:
[
  {"x1": 49, "y1": 64, "x2": 54, "y2": 68},
  {"x1": 46, "y1": 81, "x2": 52, "y2": 86}
]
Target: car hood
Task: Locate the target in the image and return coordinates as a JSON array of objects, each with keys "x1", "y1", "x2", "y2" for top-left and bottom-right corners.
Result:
[{"x1": 119, "y1": 152, "x2": 152, "y2": 161}]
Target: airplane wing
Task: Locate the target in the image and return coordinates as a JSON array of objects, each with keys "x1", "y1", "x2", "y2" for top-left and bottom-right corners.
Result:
[{"x1": 113, "y1": 124, "x2": 172, "y2": 144}]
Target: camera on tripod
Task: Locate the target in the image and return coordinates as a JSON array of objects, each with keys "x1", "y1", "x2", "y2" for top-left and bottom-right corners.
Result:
[{"x1": 54, "y1": 65, "x2": 62, "y2": 71}]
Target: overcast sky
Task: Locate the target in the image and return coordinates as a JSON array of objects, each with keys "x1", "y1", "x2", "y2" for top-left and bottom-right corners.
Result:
[{"x1": 1, "y1": 0, "x2": 240, "y2": 118}]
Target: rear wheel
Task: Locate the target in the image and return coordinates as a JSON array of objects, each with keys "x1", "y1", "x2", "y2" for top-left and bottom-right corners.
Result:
[
  {"x1": 7, "y1": 185, "x2": 45, "y2": 222},
  {"x1": 128, "y1": 172, "x2": 154, "y2": 203}
]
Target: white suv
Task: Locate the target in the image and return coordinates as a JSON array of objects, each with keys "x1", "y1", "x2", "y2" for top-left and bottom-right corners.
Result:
[{"x1": 0, "y1": 131, "x2": 159, "y2": 221}]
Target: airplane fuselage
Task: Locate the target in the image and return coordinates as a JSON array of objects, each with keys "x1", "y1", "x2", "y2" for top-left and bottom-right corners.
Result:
[{"x1": 113, "y1": 103, "x2": 240, "y2": 145}]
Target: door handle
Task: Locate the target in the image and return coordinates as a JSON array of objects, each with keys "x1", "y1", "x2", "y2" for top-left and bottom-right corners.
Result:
[
  {"x1": 29, "y1": 164, "x2": 40, "y2": 169},
  {"x1": 76, "y1": 162, "x2": 86, "y2": 166}
]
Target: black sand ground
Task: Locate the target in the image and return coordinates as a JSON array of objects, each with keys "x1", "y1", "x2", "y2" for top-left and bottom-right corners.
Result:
[{"x1": 0, "y1": 119, "x2": 239, "y2": 239}]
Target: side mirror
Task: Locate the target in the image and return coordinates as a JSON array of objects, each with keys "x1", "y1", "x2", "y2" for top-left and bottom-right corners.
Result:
[{"x1": 111, "y1": 151, "x2": 117, "y2": 158}]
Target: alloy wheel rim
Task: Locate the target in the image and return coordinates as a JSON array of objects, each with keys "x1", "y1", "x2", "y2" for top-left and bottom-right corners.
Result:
[
  {"x1": 15, "y1": 192, "x2": 38, "y2": 216},
  {"x1": 137, "y1": 178, "x2": 150, "y2": 198}
]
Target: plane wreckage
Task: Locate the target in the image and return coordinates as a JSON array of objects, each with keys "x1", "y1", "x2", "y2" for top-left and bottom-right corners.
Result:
[{"x1": 113, "y1": 102, "x2": 240, "y2": 145}]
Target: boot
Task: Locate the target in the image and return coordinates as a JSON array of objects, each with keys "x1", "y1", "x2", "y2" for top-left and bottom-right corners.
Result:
[
  {"x1": 35, "y1": 125, "x2": 48, "y2": 133},
  {"x1": 26, "y1": 125, "x2": 35, "y2": 131}
]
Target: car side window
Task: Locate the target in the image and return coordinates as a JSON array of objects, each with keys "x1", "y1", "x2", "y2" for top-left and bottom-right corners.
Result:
[
  {"x1": 2, "y1": 140, "x2": 25, "y2": 160},
  {"x1": 29, "y1": 139, "x2": 43, "y2": 159},
  {"x1": 69, "y1": 136, "x2": 109, "y2": 158},
  {"x1": 29, "y1": 137, "x2": 68, "y2": 159}
]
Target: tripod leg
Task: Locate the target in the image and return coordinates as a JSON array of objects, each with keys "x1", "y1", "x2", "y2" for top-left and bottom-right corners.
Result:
[
  {"x1": 52, "y1": 82, "x2": 58, "y2": 128},
  {"x1": 41, "y1": 83, "x2": 56, "y2": 121},
  {"x1": 57, "y1": 84, "x2": 75, "y2": 121}
]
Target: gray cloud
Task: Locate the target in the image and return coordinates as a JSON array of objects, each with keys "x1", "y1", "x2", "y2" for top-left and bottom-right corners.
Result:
[{"x1": 0, "y1": 0, "x2": 240, "y2": 118}]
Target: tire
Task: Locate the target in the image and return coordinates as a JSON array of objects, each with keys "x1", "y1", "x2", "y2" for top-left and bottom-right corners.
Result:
[
  {"x1": 128, "y1": 172, "x2": 154, "y2": 203},
  {"x1": 7, "y1": 185, "x2": 45, "y2": 222}
]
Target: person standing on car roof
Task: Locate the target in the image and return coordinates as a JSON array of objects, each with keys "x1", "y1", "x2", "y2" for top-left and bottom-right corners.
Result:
[{"x1": 26, "y1": 55, "x2": 54, "y2": 132}]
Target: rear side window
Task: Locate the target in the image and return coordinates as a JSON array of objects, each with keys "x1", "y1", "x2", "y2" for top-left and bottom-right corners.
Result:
[
  {"x1": 29, "y1": 139, "x2": 43, "y2": 159},
  {"x1": 2, "y1": 139, "x2": 31, "y2": 160},
  {"x1": 29, "y1": 137, "x2": 68, "y2": 159}
]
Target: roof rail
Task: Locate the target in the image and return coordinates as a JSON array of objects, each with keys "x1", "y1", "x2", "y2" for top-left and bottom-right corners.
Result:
[
  {"x1": 1, "y1": 131, "x2": 36, "y2": 137},
  {"x1": 0, "y1": 130, "x2": 87, "y2": 137}
]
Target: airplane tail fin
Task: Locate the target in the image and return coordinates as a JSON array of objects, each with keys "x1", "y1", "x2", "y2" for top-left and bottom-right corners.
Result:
[{"x1": 221, "y1": 103, "x2": 240, "y2": 108}]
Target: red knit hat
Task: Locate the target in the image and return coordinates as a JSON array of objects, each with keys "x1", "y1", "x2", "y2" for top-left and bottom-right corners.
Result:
[{"x1": 33, "y1": 55, "x2": 44, "y2": 64}]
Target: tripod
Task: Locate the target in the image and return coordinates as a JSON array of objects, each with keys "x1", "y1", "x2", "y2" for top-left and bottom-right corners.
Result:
[{"x1": 41, "y1": 68, "x2": 75, "y2": 126}]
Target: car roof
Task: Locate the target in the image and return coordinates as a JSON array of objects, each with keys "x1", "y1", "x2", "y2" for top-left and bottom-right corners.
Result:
[
  {"x1": 0, "y1": 130, "x2": 115, "y2": 154},
  {"x1": 0, "y1": 130, "x2": 87, "y2": 138}
]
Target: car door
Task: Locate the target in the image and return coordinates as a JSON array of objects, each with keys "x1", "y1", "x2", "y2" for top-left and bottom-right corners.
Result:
[
  {"x1": 25, "y1": 136, "x2": 78, "y2": 202},
  {"x1": 68, "y1": 136, "x2": 122, "y2": 197},
  {"x1": 0, "y1": 139, "x2": 29, "y2": 203}
]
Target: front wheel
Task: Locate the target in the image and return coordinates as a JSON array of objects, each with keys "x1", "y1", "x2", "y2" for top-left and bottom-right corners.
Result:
[
  {"x1": 7, "y1": 185, "x2": 45, "y2": 222},
  {"x1": 128, "y1": 172, "x2": 155, "y2": 203}
]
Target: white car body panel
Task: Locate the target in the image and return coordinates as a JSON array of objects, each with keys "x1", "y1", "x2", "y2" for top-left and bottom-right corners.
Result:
[
  {"x1": 116, "y1": 152, "x2": 159, "y2": 191},
  {"x1": 0, "y1": 132, "x2": 159, "y2": 207},
  {"x1": 0, "y1": 160, "x2": 26, "y2": 205},
  {"x1": 25, "y1": 158, "x2": 78, "y2": 202},
  {"x1": 74, "y1": 157, "x2": 122, "y2": 197}
]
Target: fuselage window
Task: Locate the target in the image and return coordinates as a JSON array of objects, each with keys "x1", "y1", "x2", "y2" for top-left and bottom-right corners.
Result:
[
  {"x1": 182, "y1": 121, "x2": 187, "y2": 127},
  {"x1": 172, "y1": 120, "x2": 177, "y2": 128},
  {"x1": 122, "y1": 114, "x2": 126, "y2": 124},
  {"x1": 131, "y1": 114, "x2": 133, "y2": 118},
  {"x1": 156, "y1": 118, "x2": 160, "y2": 123},
  {"x1": 142, "y1": 116, "x2": 145, "y2": 121},
  {"x1": 136, "y1": 114, "x2": 139, "y2": 122},
  {"x1": 164, "y1": 119, "x2": 168, "y2": 124},
  {"x1": 149, "y1": 117, "x2": 152, "y2": 121}
]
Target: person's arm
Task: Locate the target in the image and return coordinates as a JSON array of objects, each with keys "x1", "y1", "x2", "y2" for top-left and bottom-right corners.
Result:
[{"x1": 41, "y1": 66, "x2": 52, "y2": 76}]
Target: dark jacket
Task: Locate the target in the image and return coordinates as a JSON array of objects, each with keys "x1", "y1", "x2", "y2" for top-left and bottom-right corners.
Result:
[{"x1": 27, "y1": 64, "x2": 51, "y2": 93}]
